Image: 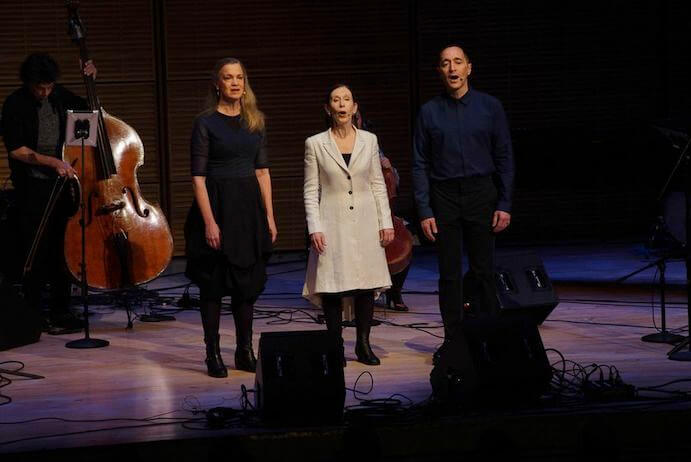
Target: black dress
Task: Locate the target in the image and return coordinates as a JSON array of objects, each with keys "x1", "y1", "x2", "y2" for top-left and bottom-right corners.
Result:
[{"x1": 185, "y1": 111, "x2": 272, "y2": 301}]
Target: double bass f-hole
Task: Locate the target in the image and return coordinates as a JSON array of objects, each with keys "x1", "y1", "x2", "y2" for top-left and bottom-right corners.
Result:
[{"x1": 123, "y1": 187, "x2": 150, "y2": 218}]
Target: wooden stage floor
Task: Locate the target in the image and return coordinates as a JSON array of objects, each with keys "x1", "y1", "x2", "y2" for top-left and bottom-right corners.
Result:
[{"x1": 1, "y1": 246, "x2": 691, "y2": 460}]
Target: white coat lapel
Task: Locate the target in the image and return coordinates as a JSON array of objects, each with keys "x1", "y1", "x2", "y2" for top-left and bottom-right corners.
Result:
[
  {"x1": 349, "y1": 128, "x2": 366, "y2": 168},
  {"x1": 322, "y1": 130, "x2": 349, "y2": 172}
]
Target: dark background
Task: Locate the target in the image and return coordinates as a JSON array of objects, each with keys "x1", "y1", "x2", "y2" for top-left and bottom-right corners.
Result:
[{"x1": 1, "y1": 0, "x2": 689, "y2": 252}]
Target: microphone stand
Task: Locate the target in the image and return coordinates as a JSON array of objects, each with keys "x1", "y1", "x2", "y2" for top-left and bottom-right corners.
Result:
[
  {"x1": 66, "y1": 116, "x2": 109, "y2": 349},
  {"x1": 617, "y1": 256, "x2": 684, "y2": 344},
  {"x1": 668, "y1": 136, "x2": 691, "y2": 360},
  {"x1": 619, "y1": 131, "x2": 690, "y2": 345}
]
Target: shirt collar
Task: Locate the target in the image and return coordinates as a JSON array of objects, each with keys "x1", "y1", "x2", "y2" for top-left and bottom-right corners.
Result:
[
  {"x1": 443, "y1": 86, "x2": 473, "y2": 105},
  {"x1": 20, "y1": 84, "x2": 59, "y2": 109}
]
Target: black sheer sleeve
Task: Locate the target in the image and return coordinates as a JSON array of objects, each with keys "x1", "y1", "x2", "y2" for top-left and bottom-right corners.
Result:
[
  {"x1": 254, "y1": 131, "x2": 269, "y2": 169},
  {"x1": 190, "y1": 117, "x2": 209, "y2": 176}
]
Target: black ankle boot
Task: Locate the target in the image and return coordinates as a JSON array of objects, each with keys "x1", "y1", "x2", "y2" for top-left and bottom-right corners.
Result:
[
  {"x1": 385, "y1": 290, "x2": 409, "y2": 312},
  {"x1": 354, "y1": 293, "x2": 380, "y2": 366},
  {"x1": 204, "y1": 334, "x2": 228, "y2": 378},
  {"x1": 234, "y1": 344, "x2": 257, "y2": 372},
  {"x1": 355, "y1": 332, "x2": 380, "y2": 365}
]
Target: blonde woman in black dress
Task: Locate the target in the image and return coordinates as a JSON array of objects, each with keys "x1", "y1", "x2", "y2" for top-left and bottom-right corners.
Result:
[{"x1": 185, "y1": 58, "x2": 277, "y2": 377}]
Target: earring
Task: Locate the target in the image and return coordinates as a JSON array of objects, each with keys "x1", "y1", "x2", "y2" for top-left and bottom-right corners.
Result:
[{"x1": 215, "y1": 88, "x2": 220, "y2": 98}]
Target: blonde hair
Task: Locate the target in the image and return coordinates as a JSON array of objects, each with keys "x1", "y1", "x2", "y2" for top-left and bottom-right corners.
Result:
[{"x1": 206, "y1": 57, "x2": 265, "y2": 133}]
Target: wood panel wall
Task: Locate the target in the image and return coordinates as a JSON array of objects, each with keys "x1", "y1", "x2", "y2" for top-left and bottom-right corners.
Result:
[
  {"x1": 414, "y1": 1, "x2": 675, "y2": 241},
  {"x1": 164, "y1": 0, "x2": 411, "y2": 253},
  {"x1": 0, "y1": 0, "x2": 162, "y2": 199},
  {"x1": 2, "y1": 1, "x2": 687, "y2": 253}
]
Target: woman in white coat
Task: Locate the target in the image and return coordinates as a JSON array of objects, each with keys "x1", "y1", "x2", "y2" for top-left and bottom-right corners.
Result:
[{"x1": 303, "y1": 84, "x2": 394, "y2": 365}]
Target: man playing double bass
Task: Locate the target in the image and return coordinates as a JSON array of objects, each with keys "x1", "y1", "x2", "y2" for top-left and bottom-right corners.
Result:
[{"x1": 1, "y1": 53, "x2": 96, "y2": 333}]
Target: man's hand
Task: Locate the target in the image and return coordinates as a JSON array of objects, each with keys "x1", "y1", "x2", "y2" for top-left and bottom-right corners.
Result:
[
  {"x1": 310, "y1": 232, "x2": 326, "y2": 254},
  {"x1": 380, "y1": 228, "x2": 394, "y2": 246},
  {"x1": 420, "y1": 217, "x2": 438, "y2": 242},
  {"x1": 52, "y1": 158, "x2": 77, "y2": 178},
  {"x1": 82, "y1": 60, "x2": 97, "y2": 79},
  {"x1": 492, "y1": 210, "x2": 511, "y2": 233}
]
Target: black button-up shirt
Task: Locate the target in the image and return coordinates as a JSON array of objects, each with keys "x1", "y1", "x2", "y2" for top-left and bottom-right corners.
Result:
[
  {"x1": 412, "y1": 88, "x2": 515, "y2": 219},
  {"x1": 1, "y1": 85, "x2": 86, "y2": 187}
]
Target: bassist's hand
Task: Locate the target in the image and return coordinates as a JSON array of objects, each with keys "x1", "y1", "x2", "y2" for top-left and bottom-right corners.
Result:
[
  {"x1": 81, "y1": 59, "x2": 97, "y2": 79},
  {"x1": 52, "y1": 158, "x2": 77, "y2": 178}
]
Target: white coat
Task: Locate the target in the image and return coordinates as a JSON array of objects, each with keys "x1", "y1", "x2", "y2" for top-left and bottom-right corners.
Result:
[{"x1": 302, "y1": 128, "x2": 393, "y2": 306}]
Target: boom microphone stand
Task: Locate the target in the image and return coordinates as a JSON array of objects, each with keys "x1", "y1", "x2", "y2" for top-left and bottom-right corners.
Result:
[
  {"x1": 668, "y1": 135, "x2": 691, "y2": 360},
  {"x1": 65, "y1": 111, "x2": 109, "y2": 349},
  {"x1": 618, "y1": 128, "x2": 690, "y2": 345}
]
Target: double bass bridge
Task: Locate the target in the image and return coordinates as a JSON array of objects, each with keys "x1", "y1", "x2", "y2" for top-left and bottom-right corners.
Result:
[{"x1": 96, "y1": 201, "x2": 126, "y2": 216}]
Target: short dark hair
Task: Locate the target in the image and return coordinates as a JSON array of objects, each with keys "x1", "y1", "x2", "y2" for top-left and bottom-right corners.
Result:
[
  {"x1": 324, "y1": 83, "x2": 356, "y2": 128},
  {"x1": 20, "y1": 53, "x2": 61, "y2": 85},
  {"x1": 438, "y1": 44, "x2": 471, "y2": 65}
]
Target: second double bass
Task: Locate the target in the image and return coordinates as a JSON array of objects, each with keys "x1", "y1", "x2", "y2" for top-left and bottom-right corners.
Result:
[
  {"x1": 382, "y1": 162, "x2": 413, "y2": 276},
  {"x1": 63, "y1": 2, "x2": 173, "y2": 289}
]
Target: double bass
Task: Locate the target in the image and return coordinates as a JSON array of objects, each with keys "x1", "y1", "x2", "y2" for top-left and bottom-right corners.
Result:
[{"x1": 63, "y1": 1, "x2": 173, "y2": 289}]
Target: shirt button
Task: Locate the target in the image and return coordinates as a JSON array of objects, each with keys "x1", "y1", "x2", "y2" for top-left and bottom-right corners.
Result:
[
  {"x1": 349, "y1": 206, "x2": 354, "y2": 210},
  {"x1": 348, "y1": 191, "x2": 352, "y2": 195},
  {"x1": 347, "y1": 175, "x2": 351, "y2": 180}
]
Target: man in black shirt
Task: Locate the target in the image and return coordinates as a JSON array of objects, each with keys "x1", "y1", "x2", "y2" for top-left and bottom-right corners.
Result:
[
  {"x1": 1, "y1": 53, "x2": 95, "y2": 333},
  {"x1": 412, "y1": 45, "x2": 515, "y2": 357}
]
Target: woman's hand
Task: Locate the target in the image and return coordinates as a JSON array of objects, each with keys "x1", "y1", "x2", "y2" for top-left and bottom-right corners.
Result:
[
  {"x1": 205, "y1": 221, "x2": 222, "y2": 250},
  {"x1": 310, "y1": 232, "x2": 327, "y2": 254},
  {"x1": 380, "y1": 228, "x2": 394, "y2": 247},
  {"x1": 268, "y1": 216, "x2": 278, "y2": 243}
]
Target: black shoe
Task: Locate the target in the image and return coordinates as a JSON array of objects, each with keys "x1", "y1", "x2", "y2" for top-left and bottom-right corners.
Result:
[
  {"x1": 234, "y1": 346, "x2": 257, "y2": 372},
  {"x1": 354, "y1": 292, "x2": 380, "y2": 365},
  {"x1": 355, "y1": 341, "x2": 380, "y2": 365},
  {"x1": 432, "y1": 339, "x2": 452, "y2": 366},
  {"x1": 46, "y1": 325, "x2": 83, "y2": 336},
  {"x1": 204, "y1": 335, "x2": 228, "y2": 378},
  {"x1": 49, "y1": 311, "x2": 84, "y2": 332},
  {"x1": 205, "y1": 358, "x2": 228, "y2": 378},
  {"x1": 385, "y1": 291, "x2": 409, "y2": 312}
]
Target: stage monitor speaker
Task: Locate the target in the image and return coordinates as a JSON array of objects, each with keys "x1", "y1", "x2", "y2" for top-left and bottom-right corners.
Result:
[
  {"x1": 430, "y1": 317, "x2": 552, "y2": 408},
  {"x1": 255, "y1": 330, "x2": 345, "y2": 425},
  {"x1": 465, "y1": 251, "x2": 559, "y2": 324},
  {"x1": 0, "y1": 278, "x2": 42, "y2": 351}
]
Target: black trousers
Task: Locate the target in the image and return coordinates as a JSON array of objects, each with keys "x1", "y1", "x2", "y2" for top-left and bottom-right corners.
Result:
[
  {"x1": 431, "y1": 176, "x2": 498, "y2": 339},
  {"x1": 16, "y1": 177, "x2": 73, "y2": 314}
]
